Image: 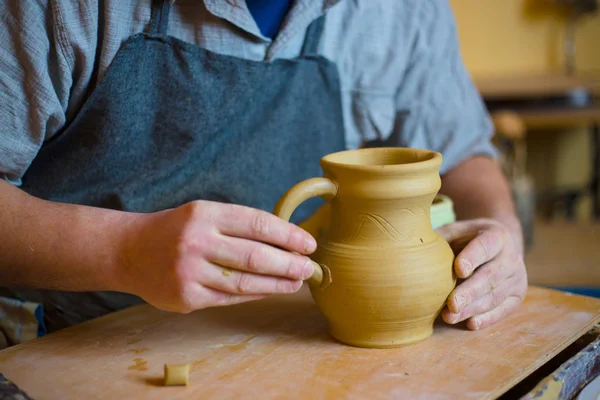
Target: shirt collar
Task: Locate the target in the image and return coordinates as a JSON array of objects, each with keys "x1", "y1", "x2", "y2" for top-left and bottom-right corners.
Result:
[
  {"x1": 201, "y1": 0, "x2": 343, "y2": 39},
  {"x1": 221, "y1": 0, "x2": 342, "y2": 10},
  {"x1": 171, "y1": 0, "x2": 342, "y2": 8}
]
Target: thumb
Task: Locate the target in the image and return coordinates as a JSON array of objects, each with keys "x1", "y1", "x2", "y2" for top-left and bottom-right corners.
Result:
[{"x1": 436, "y1": 220, "x2": 482, "y2": 255}]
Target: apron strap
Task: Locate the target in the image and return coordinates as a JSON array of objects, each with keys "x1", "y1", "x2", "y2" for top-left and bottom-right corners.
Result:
[
  {"x1": 148, "y1": 0, "x2": 172, "y2": 35},
  {"x1": 301, "y1": 16, "x2": 326, "y2": 57}
]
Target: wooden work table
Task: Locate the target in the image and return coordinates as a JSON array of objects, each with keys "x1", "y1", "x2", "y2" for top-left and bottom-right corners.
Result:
[{"x1": 0, "y1": 286, "x2": 599, "y2": 399}]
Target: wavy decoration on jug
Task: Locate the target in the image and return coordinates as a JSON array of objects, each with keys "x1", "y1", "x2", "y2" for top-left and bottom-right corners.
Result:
[{"x1": 343, "y1": 212, "x2": 415, "y2": 243}]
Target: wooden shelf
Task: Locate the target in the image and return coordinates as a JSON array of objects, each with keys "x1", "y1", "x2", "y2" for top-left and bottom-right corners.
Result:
[
  {"x1": 517, "y1": 107, "x2": 600, "y2": 129},
  {"x1": 476, "y1": 73, "x2": 600, "y2": 100}
]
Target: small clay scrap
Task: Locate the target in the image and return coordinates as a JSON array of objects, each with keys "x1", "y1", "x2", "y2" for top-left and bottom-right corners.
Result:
[{"x1": 164, "y1": 363, "x2": 190, "y2": 386}]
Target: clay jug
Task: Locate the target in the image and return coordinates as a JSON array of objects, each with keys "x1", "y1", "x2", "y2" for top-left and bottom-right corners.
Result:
[{"x1": 274, "y1": 148, "x2": 455, "y2": 348}]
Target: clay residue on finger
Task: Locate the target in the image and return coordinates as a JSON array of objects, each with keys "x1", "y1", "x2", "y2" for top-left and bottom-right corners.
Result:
[{"x1": 222, "y1": 268, "x2": 233, "y2": 277}]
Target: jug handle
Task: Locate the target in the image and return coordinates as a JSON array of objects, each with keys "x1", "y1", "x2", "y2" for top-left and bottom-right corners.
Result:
[{"x1": 273, "y1": 177, "x2": 337, "y2": 288}]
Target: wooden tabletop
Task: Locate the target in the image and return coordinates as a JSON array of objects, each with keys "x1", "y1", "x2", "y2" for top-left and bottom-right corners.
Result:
[{"x1": 0, "y1": 286, "x2": 599, "y2": 399}]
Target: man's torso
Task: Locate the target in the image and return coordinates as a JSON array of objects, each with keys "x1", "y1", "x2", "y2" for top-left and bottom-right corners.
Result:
[{"x1": 54, "y1": 0, "x2": 423, "y2": 150}]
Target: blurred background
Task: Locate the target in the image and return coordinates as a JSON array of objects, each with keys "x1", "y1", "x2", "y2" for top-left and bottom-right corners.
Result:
[{"x1": 449, "y1": 0, "x2": 600, "y2": 295}]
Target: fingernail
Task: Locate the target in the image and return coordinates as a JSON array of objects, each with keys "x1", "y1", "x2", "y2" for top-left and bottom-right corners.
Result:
[
  {"x1": 289, "y1": 280, "x2": 303, "y2": 292},
  {"x1": 302, "y1": 261, "x2": 315, "y2": 280},
  {"x1": 459, "y1": 258, "x2": 472, "y2": 276},
  {"x1": 472, "y1": 318, "x2": 481, "y2": 330},
  {"x1": 447, "y1": 313, "x2": 459, "y2": 324},
  {"x1": 454, "y1": 295, "x2": 466, "y2": 312},
  {"x1": 304, "y1": 236, "x2": 317, "y2": 253}
]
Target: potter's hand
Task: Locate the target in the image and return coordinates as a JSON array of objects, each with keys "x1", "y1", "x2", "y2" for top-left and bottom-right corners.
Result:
[
  {"x1": 436, "y1": 219, "x2": 528, "y2": 330},
  {"x1": 119, "y1": 201, "x2": 316, "y2": 313}
]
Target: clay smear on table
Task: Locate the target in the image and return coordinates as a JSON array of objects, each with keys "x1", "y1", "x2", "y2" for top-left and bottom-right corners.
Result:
[
  {"x1": 129, "y1": 348, "x2": 149, "y2": 355},
  {"x1": 128, "y1": 358, "x2": 148, "y2": 371},
  {"x1": 192, "y1": 335, "x2": 257, "y2": 370}
]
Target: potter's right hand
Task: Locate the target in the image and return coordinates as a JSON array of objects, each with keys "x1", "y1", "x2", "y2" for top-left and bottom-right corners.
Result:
[{"x1": 118, "y1": 201, "x2": 317, "y2": 313}]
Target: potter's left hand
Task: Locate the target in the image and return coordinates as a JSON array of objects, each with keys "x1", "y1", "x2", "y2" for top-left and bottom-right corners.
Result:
[{"x1": 436, "y1": 218, "x2": 528, "y2": 330}]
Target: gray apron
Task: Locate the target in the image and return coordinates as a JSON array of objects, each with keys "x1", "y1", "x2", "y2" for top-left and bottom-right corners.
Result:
[{"x1": 6, "y1": 0, "x2": 346, "y2": 332}]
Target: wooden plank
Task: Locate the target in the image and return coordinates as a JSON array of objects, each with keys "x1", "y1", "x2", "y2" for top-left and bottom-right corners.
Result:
[
  {"x1": 498, "y1": 325, "x2": 600, "y2": 399},
  {"x1": 0, "y1": 286, "x2": 599, "y2": 400},
  {"x1": 521, "y1": 326, "x2": 600, "y2": 400},
  {"x1": 475, "y1": 73, "x2": 600, "y2": 99}
]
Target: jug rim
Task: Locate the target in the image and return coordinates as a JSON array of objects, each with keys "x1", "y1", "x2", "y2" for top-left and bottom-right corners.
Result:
[{"x1": 321, "y1": 147, "x2": 442, "y2": 174}]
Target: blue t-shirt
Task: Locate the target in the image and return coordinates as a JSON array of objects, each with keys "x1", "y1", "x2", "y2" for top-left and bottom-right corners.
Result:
[{"x1": 246, "y1": 0, "x2": 293, "y2": 39}]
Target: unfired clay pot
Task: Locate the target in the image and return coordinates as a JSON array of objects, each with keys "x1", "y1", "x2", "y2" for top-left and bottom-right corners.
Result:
[{"x1": 274, "y1": 148, "x2": 456, "y2": 348}]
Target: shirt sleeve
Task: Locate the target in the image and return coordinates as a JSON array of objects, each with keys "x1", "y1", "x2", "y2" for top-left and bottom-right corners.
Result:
[
  {"x1": 0, "y1": 0, "x2": 72, "y2": 185},
  {"x1": 393, "y1": 0, "x2": 497, "y2": 175}
]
